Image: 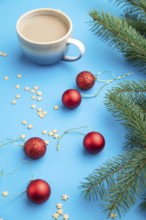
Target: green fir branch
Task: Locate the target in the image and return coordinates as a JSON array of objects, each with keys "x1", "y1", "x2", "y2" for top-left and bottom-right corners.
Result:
[
  {"x1": 124, "y1": 16, "x2": 146, "y2": 36},
  {"x1": 139, "y1": 193, "x2": 146, "y2": 212},
  {"x1": 102, "y1": 149, "x2": 146, "y2": 217},
  {"x1": 80, "y1": 148, "x2": 146, "y2": 217},
  {"x1": 80, "y1": 81, "x2": 146, "y2": 217},
  {"x1": 108, "y1": 80, "x2": 146, "y2": 116},
  {"x1": 113, "y1": 0, "x2": 146, "y2": 14},
  {"x1": 124, "y1": 8, "x2": 146, "y2": 21},
  {"x1": 105, "y1": 83, "x2": 146, "y2": 148},
  {"x1": 80, "y1": 153, "x2": 130, "y2": 201},
  {"x1": 125, "y1": 129, "x2": 146, "y2": 149},
  {"x1": 122, "y1": 5, "x2": 146, "y2": 36},
  {"x1": 89, "y1": 10, "x2": 146, "y2": 72},
  {"x1": 109, "y1": 80, "x2": 146, "y2": 94}
]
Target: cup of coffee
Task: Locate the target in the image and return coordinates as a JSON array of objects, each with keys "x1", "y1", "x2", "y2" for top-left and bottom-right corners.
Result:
[{"x1": 16, "y1": 8, "x2": 85, "y2": 65}]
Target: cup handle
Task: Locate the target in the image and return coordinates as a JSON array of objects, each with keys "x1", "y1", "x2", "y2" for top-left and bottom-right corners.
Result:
[{"x1": 62, "y1": 38, "x2": 85, "y2": 61}]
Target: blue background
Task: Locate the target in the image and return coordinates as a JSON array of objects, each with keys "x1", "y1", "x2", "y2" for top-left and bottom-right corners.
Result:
[{"x1": 0, "y1": 0, "x2": 145, "y2": 220}]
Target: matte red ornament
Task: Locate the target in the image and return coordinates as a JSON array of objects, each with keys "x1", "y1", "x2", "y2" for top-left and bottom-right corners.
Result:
[
  {"x1": 24, "y1": 137, "x2": 47, "y2": 159},
  {"x1": 83, "y1": 131, "x2": 105, "y2": 154},
  {"x1": 76, "y1": 71, "x2": 96, "y2": 90},
  {"x1": 26, "y1": 179, "x2": 51, "y2": 204},
  {"x1": 62, "y1": 89, "x2": 82, "y2": 109}
]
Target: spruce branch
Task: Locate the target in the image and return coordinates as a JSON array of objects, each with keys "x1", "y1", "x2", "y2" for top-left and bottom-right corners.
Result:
[
  {"x1": 102, "y1": 149, "x2": 146, "y2": 217},
  {"x1": 113, "y1": 0, "x2": 146, "y2": 14},
  {"x1": 110, "y1": 80, "x2": 146, "y2": 94},
  {"x1": 124, "y1": 16, "x2": 146, "y2": 36},
  {"x1": 124, "y1": 8, "x2": 146, "y2": 21},
  {"x1": 105, "y1": 85, "x2": 146, "y2": 148},
  {"x1": 80, "y1": 81, "x2": 146, "y2": 217},
  {"x1": 122, "y1": 5, "x2": 146, "y2": 36},
  {"x1": 139, "y1": 193, "x2": 146, "y2": 212},
  {"x1": 80, "y1": 148, "x2": 146, "y2": 217},
  {"x1": 80, "y1": 153, "x2": 130, "y2": 201},
  {"x1": 109, "y1": 80, "x2": 146, "y2": 115},
  {"x1": 89, "y1": 10, "x2": 146, "y2": 72}
]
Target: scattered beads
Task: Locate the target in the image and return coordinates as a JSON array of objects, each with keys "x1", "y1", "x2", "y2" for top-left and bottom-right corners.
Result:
[
  {"x1": 27, "y1": 124, "x2": 33, "y2": 129},
  {"x1": 15, "y1": 84, "x2": 20, "y2": 89},
  {"x1": 15, "y1": 94, "x2": 20, "y2": 99},
  {"x1": 110, "y1": 213, "x2": 117, "y2": 218},
  {"x1": 52, "y1": 194, "x2": 70, "y2": 220},
  {"x1": 37, "y1": 96, "x2": 42, "y2": 101},
  {"x1": 52, "y1": 213, "x2": 59, "y2": 219},
  {"x1": 54, "y1": 105, "x2": 59, "y2": 110},
  {"x1": 30, "y1": 89, "x2": 35, "y2": 93},
  {"x1": 0, "y1": 51, "x2": 7, "y2": 56},
  {"x1": 24, "y1": 87, "x2": 29, "y2": 91},
  {"x1": 42, "y1": 130, "x2": 48, "y2": 135},
  {"x1": 34, "y1": 86, "x2": 39, "y2": 90},
  {"x1": 44, "y1": 140, "x2": 49, "y2": 145},
  {"x1": 57, "y1": 209, "x2": 63, "y2": 215},
  {"x1": 63, "y1": 214, "x2": 70, "y2": 220},
  {"x1": 2, "y1": 191, "x2": 8, "y2": 197},
  {"x1": 22, "y1": 120, "x2": 27, "y2": 125},
  {"x1": 11, "y1": 100, "x2": 17, "y2": 105},
  {"x1": 56, "y1": 203, "x2": 63, "y2": 209},
  {"x1": 36, "y1": 91, "x2": 42, "y2": 96},
  {"x1": 62, "y1": 194, "x2": 69, "y2": 201},
  {"x1": 17, "y1": 74, "x2": 22, "y2": 78},
  {"x1": 31, "y1": 104, "x2": 37, "y2": 109},
  {"x1": 32, "y1": 96, "x2": 36, "y2": 100},
  {"x1": 4, "y1": 76, "x2": 9, "y2": 80},
  {"x1": 20, "y1": 134, "x2": 26, "y2": 139}
]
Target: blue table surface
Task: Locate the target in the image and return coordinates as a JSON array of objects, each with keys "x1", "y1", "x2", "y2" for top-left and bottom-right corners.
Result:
[{"x1": 0, "y1": 0, "x2": 145, "y2": 220}]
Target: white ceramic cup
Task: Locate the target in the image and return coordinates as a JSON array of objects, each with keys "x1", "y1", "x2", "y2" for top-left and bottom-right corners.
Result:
[{"x1": 16, "y1": 8, "x2": 85, "y2": 65}]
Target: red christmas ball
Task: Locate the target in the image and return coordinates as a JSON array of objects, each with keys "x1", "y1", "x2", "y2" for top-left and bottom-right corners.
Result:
[
  {"x1": 83, "y1": 131, "x2": 105, "y2": 154},
  {"x1": 62, "y1": 89, "x2": 82, "y2": 109},
  {"x1": 24, "y1": 137, "x2": 47, "y2": 160},
  {"x1": 76, "y1": 71, "x2": 96, "y2": 90},
  {"x1": 26, "y1": 179, "x2": 51, "y2": 204}
]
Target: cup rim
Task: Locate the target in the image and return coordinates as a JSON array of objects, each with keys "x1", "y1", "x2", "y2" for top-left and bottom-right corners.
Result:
[{"x1": 16, "y1": 8, "x2": 72, "y2": 45}]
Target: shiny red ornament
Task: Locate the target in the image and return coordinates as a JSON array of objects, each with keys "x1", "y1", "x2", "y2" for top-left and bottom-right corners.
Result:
[
  {"x1": 76, "y1": 71, "x2": 96, "y2": 90},
  {"x1": 62, "y1": 89, "x2": 82, "y2": 109},
  {"x1": 83, "y1": 131, "x2": 105, "y2": 154},
  {"x1": 26, "y1": 179, "x2": 51, "y2": 204},
  {"x1": 24, "y1": 137, "x2": 47, "y2": 159}
]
